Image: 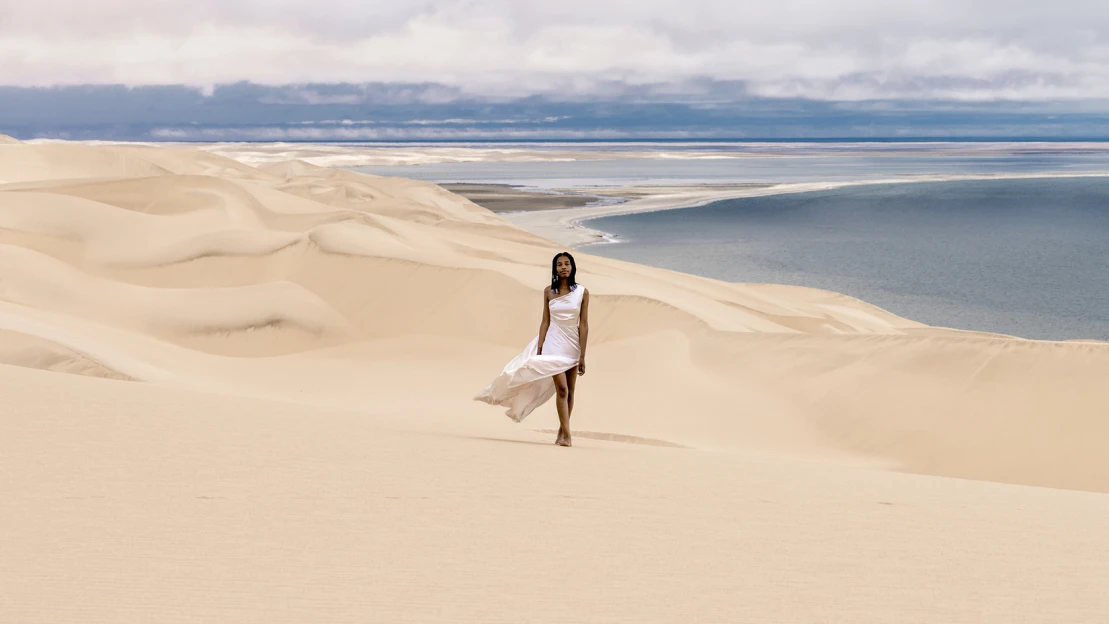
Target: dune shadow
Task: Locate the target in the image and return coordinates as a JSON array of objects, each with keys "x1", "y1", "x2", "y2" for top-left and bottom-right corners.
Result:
[
  {"x1": 434, "y1": 429, "x2": 689, "y2": 450},
  {"x1": 467, "y1": 435, "x2": 558, "y2": 447},
  {"x1": 534, "y1": 429, "x2": 690, "y2": 449}
]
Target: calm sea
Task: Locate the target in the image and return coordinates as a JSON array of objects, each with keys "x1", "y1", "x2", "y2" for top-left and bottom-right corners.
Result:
[{"x1": 585, "y1": 178, "x2": 1109, "y2": 341}]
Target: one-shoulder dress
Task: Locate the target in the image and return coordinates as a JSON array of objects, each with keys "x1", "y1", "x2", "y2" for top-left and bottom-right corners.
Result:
[{"x1": 474, "y1": 284, "x2": 586, "y2": 422}]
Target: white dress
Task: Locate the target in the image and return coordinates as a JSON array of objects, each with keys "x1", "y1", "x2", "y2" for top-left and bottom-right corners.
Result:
[{"x1": 474, "y1": 284, "x2": 586, "y2": 422}]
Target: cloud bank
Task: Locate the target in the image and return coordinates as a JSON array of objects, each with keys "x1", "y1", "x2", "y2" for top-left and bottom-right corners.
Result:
[
  {"x1": 5, "y1": 1, "x2": 1109, "y2": 102},
  {"x1": 4, "y1": 82, "x2": 1109, "y2": 141}
]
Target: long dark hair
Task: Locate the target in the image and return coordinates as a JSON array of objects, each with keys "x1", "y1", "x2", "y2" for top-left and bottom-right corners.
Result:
[{"x1": 551, "y1": 252, "x2": 577, "y2": 294}]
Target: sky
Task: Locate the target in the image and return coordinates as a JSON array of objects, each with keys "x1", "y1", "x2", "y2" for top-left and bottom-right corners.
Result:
[{"x1": 4, "y1": 0, "x2": 1109, "y2": 140}]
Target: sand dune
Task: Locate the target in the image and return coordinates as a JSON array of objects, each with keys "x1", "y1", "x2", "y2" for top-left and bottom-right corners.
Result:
[
  {"x1": 0, "y1": 328, "x2": 136, "y2": 380},
  {"x1": 2, "y1": 141, "x2": 1107, "y2": 622}
]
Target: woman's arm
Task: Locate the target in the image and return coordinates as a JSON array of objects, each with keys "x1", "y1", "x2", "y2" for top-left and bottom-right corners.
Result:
[
  {"x1": 577, "y1": 290, "x2": 590, "y2": 375},
  {"x1": 537, "y1": 287, "x2": 551, "y2": 355}
]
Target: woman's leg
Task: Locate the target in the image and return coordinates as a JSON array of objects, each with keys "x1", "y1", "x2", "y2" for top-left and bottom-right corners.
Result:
[
  {"x1": 565, "y1": 367, "x2": 579, "y2": 418},
  {"x1": 552, "y1": 372, "x2": 571, "y2": 446}
]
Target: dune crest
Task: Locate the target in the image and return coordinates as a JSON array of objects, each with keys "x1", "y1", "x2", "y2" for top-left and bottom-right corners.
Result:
[{"x1": 0, "y1": 141, "x2": 1107, "y2": 495}]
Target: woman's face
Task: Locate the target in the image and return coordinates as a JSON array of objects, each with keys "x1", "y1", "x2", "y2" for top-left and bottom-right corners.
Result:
[{"x1": 556, "y1": 256, "x2": 573, "y2": 278}]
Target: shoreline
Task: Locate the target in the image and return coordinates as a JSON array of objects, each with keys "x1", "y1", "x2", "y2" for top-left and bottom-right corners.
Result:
[{"x1": 499, "y1": 171, "x2": 1109, "y2": 248}]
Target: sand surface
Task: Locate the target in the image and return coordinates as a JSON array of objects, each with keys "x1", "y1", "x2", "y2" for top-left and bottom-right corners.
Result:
[
  {"x1": 441, "y1": 183, "x2": 601, "y2": 212},
  {"x1": 2, "y1": 141, "x2": 1108, "y2": 622}
]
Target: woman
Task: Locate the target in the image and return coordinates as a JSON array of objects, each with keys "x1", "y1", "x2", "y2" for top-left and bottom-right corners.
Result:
[{"x1": 474, "y1": 252, "x2": 590, "y2": 447}]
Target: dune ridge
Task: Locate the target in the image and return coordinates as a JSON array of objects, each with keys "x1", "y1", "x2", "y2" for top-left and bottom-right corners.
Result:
[{"x1": 2, "y1": 140, "x2": 1107, "y2": 622}]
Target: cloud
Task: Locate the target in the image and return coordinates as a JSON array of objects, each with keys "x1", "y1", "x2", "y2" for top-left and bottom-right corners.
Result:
[
  {"x1": 5, "y1": 81, "x2": 1109, "y2": 141},
  {"x1": 4, "y1": 1, "x2": 1109, "y2": 101}
]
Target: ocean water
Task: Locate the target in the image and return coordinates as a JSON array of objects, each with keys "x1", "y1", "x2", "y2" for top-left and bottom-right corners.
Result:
[
  {"x1": 584, "y1": 178, "x2": 1109, "y2": 341},
  {"x1": 353, "y1": 142, "x2": 1109, "y2": 188}
]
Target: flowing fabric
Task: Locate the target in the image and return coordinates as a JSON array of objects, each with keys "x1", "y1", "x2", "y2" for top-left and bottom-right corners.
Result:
[{"x1": 474, "y1": 285, "x2": 585, "y2": 422}]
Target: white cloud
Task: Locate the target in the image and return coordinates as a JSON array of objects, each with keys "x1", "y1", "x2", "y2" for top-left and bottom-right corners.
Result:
[{"x1": 3, "y1": 1, "x2": 1109, "y2": 101}]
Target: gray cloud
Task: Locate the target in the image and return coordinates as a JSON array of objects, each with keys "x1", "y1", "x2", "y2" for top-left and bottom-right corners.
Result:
[
  {"x1": 4, "y1": 81, "x2": 1109, "y2": 142},
  {"x1": 4, "y1": 1, "x2": 1109, "y2": 101}
]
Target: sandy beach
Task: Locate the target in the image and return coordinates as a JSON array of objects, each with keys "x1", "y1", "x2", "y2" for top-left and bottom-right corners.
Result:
[{"x1": 2, "y1": 137, "x2": 1108, "y2": 622}]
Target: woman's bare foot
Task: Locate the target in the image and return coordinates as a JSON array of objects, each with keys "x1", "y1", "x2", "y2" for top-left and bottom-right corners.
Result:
[{"x1": 556, "y1": 430, "x2": 572, "y2": 447}]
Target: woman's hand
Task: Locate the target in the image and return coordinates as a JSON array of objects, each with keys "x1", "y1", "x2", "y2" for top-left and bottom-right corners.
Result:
[{"x1": 577, "y1": 359, "x2": 586, "y2": 376}]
